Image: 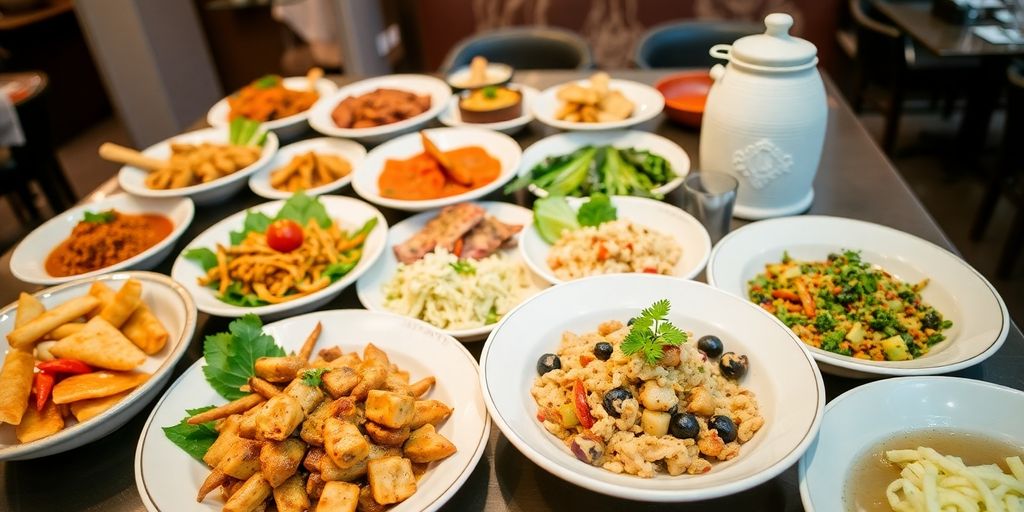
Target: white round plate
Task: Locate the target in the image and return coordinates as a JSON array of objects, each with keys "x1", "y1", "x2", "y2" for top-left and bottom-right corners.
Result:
[
  {"x1": 308, "y1": 74, "x2": 451, "y2": 144},
  {"x1": 799, "y1": 376, "x2": 1024, "y2": 511},
  {"x1": 517, "y1": 130, "x2": 688, "y2": 198},
  {"x1": 10, "y1": 194, "x2": 194, "y2": 285},
  {"x1": 357, "y1": 201, "x2": 549, "y2": 341},
  {"x1": 353, "y1": 127, "x2": 522, "y2": 212},
  {"x1": 248, "y1": 137, "x2": 366, "y2": 200},
  {"x1": 206, "y1": 76, "x2": 338, "y2": 139},
  {"x1": 438, "y1": 84, "x2": 538, "y2": 135},
  {"x1": 135, "y1": 309, "x2": 489, "y2": 512},
  {"x1": 445, "y1": 62, "x2": 514, "y2": 89},
  {"x1": 481, "y1": 274, "x2": 825, "y2": 502},
  {"x1": 170, "y1": 195, "x2": 387, "y2": 319},
  {"x1": 706, "y1": 216, "x2": 1009, "y2": 378},
  {"x1": 117, "y1": 127, "x2": 279, "y2": 207},
  {"x1": 520, "y1": 195, "x2": 711, "y2": 285},
  {"x1": 0, "y1": 271, "x2": 197, "y2": 461},
  {"x1": 532, "y1": 78, "x2": 664, "y2": 131}
]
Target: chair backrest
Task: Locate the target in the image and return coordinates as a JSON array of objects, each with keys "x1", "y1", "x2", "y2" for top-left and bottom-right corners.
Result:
[
  {"x1": 634, "y1": 20, "x2": 762, "y2": 69},
  {"x1": 440, "y1": 26, "x2": 594, "y2": 72}
]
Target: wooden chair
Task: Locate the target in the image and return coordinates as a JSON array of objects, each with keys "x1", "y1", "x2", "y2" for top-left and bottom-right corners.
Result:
[
  {"x1": 440, "y1": 26, "x2": 594, "y2": 72},
  {"x1": 634, "y1": 20, "x2": 761, "y2": 69}
]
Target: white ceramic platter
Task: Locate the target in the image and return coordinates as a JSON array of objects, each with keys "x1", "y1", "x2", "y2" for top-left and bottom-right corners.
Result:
[
  {"x1": 308, "y1": 74, "x2": 451, "y2": 144},
  {"x1": 357, "y1": 201, "x2": 549, "y2": 341},
  {"x1": 481, "y1": 274, "x2": 825, "y2": 502},
  {"x1": 206, "y1": 76, "x2": 338, "y2": 139},
  {"x1": 519, "y1": 196, "x2": 711, "y2": 285},
  {"x1": 170, "y1": 195, "x2": 387, "y2": 319},
  {"x1": 117, "y1": 127, "x2": 279, "y2": 206},
  {"x1": 135, "y1": 309, "x2": 489, "y2": 512},
  {"x1": 10, "y1": 194, "x2": 194, "y2": 285},
  {"x1": 532, "y1": 78, "x2": 664, "y2": 131},
  {"x1": 706, "y1": 216, "x2": 1008, "y2": 378},
  {"x1": 517, "y1": 130, "x2": 689, "y2": 198},
  {"x1": 248, "y1": 137, "x2": 366, "y2": 200},
  {"x1": 438, "y1": 84, "x2": 538, "y2": 135},
  {"x1": 352, "y1": 127, "x2": 522, "y2": 212},
  {"x1": 0, "y1": 271, "x2": 197, "y2": 460}
]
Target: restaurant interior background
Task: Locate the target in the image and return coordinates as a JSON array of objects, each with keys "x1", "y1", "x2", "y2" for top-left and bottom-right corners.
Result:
[{"x1": 0, "y1": 0, "x2": 1021, "y2": 325}]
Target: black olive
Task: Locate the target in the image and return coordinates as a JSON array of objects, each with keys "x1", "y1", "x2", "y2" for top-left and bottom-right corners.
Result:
[
  {"x1": 697, "y1": 335, "x2": 724, "y2": 358},
  {"x1": 710, "y1": 415, "x2": 737, "y2": 443},
  {"x1": 536, "y1": 353, "x2": 561, "y2": 376},
  {"x1": 593, "y1": 342, "x2": 613, "y2": 361},
  {"x1": 669, "y1": 412, "x2": 700, "y2": 440},
  {"x1": 602, "y1": 387, "x2": 632, "y2": 418},
  {"x1": 719, "y1": 352, "x2": 749, "y2": 379},
  {"x1": 627, "y1": 317, "x2": 636, "y2": 326}
]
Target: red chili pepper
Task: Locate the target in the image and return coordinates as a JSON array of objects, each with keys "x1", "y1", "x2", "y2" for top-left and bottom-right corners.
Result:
[
  {"x1": 37, "y1": 358, "x2": 92, "y2": 375},
  {"x1": 33, "y1": 371, "x2": 55, "y2": 412},
  {"x1": 453, "y1": 238, "x2": 464, "y2": 258},
  {"x1": 573, "y1": 379, "x2": 595, "y2": 429}
]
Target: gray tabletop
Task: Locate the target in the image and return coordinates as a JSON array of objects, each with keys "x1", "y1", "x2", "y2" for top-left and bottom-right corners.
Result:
[
  {"x1": 1, "y1": 69, "x2": 1020, "y2": 512},
  {"x1": 872, "y1": 0, "x2": 1024, "y2": 57}
]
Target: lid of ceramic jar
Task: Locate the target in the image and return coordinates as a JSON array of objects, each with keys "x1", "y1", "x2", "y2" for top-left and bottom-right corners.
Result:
[{"x1": 728, "y1": 13, "x2": 817, "y2": 68}]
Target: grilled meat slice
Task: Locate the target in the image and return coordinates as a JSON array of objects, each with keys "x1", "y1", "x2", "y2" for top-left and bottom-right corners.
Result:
[
  {"x1": 393, "y1": 203, "x2": 485, "y2": 264},
  {"x1": 460, "y1": 215, "x2": 523, "y2": 260}
]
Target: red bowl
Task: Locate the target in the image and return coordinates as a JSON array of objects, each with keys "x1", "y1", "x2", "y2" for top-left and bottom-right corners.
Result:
[{"x1": 655, "y1": 71, "x2": 714, "y2": 129}]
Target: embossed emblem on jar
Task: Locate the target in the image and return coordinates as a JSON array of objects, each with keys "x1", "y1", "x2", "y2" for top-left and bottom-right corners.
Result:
[{"x1": 732, "y1": 139, "x2": 794, "y2": 190}]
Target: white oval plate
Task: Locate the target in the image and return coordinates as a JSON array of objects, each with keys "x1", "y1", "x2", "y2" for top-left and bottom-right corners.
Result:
[
  {"x1": 517, "y1": 130, "x2": 688, "y2": 198},
  {"x1": 532, "y1": 78, "x2": 664, "y2": 131},
  {"x1": 117, "y1": 127, "x2": 279, "y2": 207},
  {"x1": 799, "y1": 376, "x2": 1024, "y2": 511},
  {"x1": 520, "y1": 195, "x2": 711, "y2": 285},
  {"x1": 481, "y1": 274, "x2": 825, "y2": 502},
  {"x1": 206, "y1": 76, "x2": 338, "y2": 139},
  {"x1": 706, "y1": 216, "x2": 1009, "y2": 378},
  {"x1": 445, "y1": 62, "x2": 513, "y2": 89},
  {"x1": 134, "y1": 309, "x2": 489, "y2": 512},
  {"x1": 248, "y1": 137, "x2": 366, "y2": 200},
  {"x1": 438, "y1": 84, "x2": 538, "y2": 135},
  {"x1": 308, "y1": 74, "x2": 451, "y2": 144},
  {"x1": 357, "y1": 201, "x2": 549, "y2": 341},
  {"x1": 10, "y1": 194, "x2": 194, "y2": 285},
  {"x1": 170, "y1": 195, "x2": 387, "y2": 319},
  {"x1": 353, "y1": 127, "x2": 522, "y2": 212},
  {"x1": 0, "y1": 271, "x2": 197, "y2": 461}
]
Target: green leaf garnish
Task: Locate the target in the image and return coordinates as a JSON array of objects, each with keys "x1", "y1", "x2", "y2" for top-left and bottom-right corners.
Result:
[
  {"x1": 162, "y1": 406, "x2": 219, "y2": 461},
  {"x1": 620, "y1": 299, "x2": 688, "y2": 364},
  {"x1": 202, "y1": 315, "x2": 285, "y2": 400},
  {"x1": 83, "y1": 210, "x2": 116, "y2": 224},
  {"x1": 253, "y1": 75, "x2": 279, "y2": 89},
  {"x1": 301, "y1": 368, "x2": 328, "y2": 387},
  {"x1": 274, "y1": 191, "x2": 332, "y2": 229},
  {"x1": 183, "y1": 248, "x2": 218, "y2": 272},
  {"x1": 576, "y1": 193, "x2": 617, "y2": 227},
  {"x1": 449, "y1": 260, "x2": 476, "y2": 275},
  {"x1": 482, "y1": 86, "x2": 498, "y2": 99}
]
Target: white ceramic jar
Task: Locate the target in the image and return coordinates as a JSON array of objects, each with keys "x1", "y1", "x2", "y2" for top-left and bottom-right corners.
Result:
[{"x1": 699, "y1": 13, "x2": 827, "y2": 220}]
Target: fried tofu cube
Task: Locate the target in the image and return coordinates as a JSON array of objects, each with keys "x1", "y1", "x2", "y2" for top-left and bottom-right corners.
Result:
[
  {"x1": 315, "y1": 481, "x2": 359, "y2": 512},
  {"x1": 364, "y1": 390, "x2": 413, "y2": 429},
  {"x1": 403, "y1": 424, "x2": 457, "y2": 463},
  {"x1": 367, "y1": 456, "x2": 416, "y2": 505},
  {"x1": 408, "y1": 400, "x2": 453, "y2": 430},
  {"x1": 273, "y1": 473, "x2": 310, "y2": 512},
  {"x1": 301, "y1": 401, "x2": 334, "y2": 446},
  {"x1": 323, "y1": 417, "x2": 369, "y2": 469},
  {"x1": 322, "y1": 368, "x2": 359, "y2": 398}
]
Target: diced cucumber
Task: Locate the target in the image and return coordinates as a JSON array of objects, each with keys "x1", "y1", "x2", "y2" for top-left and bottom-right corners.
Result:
[
  {"x1": 845, "y1": 321, "x2": 865, "y2": 344},
  {"x1": 881, "y1": 335, "x2": 912, "y2": 361}
]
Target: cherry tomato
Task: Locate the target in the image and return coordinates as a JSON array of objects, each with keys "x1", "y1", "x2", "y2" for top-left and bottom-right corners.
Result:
[{"x1": 266, "y1": 219, "x2": 304, "y2": 253}]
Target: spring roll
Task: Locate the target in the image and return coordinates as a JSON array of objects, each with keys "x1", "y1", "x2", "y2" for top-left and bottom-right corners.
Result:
[
  {"x1": 47, "y1": 322, "x2": 85, "y2": 340},
  {"x1": 15, "y1": 293, "x2": 45, "y2": 328},
  {"x1": 99, "y1": 279, "x2": 142, "y2": 328},
  {"x1": 7, "y1": 295, "x2": 100, "y2": 348},
  {"x1": 15, "y1": 400, "x2": 64, "y2": 443},
  {"x1": 0, "y1": 349, "x2": 35, "y2": 425},
  {"x1": 121, "y1": 304, "x2": 169, "y2": 355}
]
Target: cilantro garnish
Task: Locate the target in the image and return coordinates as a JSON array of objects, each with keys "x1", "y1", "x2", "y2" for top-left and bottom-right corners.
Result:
[
  {"x1": 83, "y1": 210, "x2": 116, "y2": 224},
  {"x1": 620, "y1": 299, "x2": 687, "y2": 364},
  {"x1": 576, "y1": 193, "x2": 617, "y2": 227},
  {"x1": 301, "y1": 368, "x2": 328, "y2": 387},
  {"x1": 449, "y1": 260, "x2": 476, "y2": 275}
]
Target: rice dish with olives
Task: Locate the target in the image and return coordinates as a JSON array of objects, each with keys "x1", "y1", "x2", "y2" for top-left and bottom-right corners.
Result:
[
  {"x1": 382, "y1": 248, "x2": 536, "y2": 330},
  {"x1": 546, "y1": 220, "x2": 681, "y2": 281},
  {"x1": 531, "y1": 319, "x2": 763, "y2": 478}
]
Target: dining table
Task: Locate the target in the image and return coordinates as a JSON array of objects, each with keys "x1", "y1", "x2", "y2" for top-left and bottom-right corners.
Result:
[{"x1": 0, "y1": 69, "x2": 1021, "y2": 512}]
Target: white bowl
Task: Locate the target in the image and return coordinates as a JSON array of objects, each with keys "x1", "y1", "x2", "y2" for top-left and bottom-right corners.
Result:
[
  {"x1": 481, "y1": 274, "x2": 825, "y2": 502},
  {"x1": 532, "y1": 78, "x2": 664, "y2": 131},
  {"x1": 438, "y1": 84, "x2": 538, "y2": 135},
  {"x1": 206, "y1": 76, "x2": 338, "y2": 140},
  {"x1": 706, "y1": 216, "x2": 1009, "y2": 378},
  {"x1": 0, "y1": 271, "x2": 197, "y2": 461},
  {"x1": 248, "y1": 137, "x2": 366, "y2": 200},
  {"x1": 170, "y1": 195, "x2": 387, "y2": 319},
  {"x1": 520, "y1": 195, "x2": 711, "y2": 285},
  {"x1": 10, "y1": 194, "x2": 194, "y2": 285},
  {"x1": 356, "y1": 201, "x2": 549, "y2": 341},
  {"x1": 445, "y1": 62, "x2": 514, "y2": 90},
  {"x1": 353, "y1": 127, "x2": 523, "y2": 212},
  {"x1": 135, "y1": 309, "x2": 489, "y2": 512},
  {"x1": 117, "y1": 127, "x2": 279, "y2": 206},
  {"x1": 517, "y1": 130, "x2": 689, "y2": 198},
  {"x1": 308, "y1": 74, "x2": 451, "y2": 144},
  {"x1": 799, "y1": 376, "x2": 1024, "y2": 511}
]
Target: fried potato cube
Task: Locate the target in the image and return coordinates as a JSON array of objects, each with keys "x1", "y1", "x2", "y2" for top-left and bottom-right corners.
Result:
[
  {"x1": 350, "y1": 360, "x2": 387, "y2": 400},
  {"x1": 256, "y1": 394, "x2": 305, "y2": 441},
  {"x1": 323, "y1": 417, "x2": 369, "y2": 469},
  {"x1": 320, "y1": 452, "x2": 367, "y2": 482},
  {"x1": 408, "y1": 400, "x2": 454, "y2": 430},
  {"x1": 367, "y1": 456, "x2": 417, "y2": 505},
  {"x1": 306, "y1": 471, "x2": 326, "y2": 501},
  {"x1": 300, "y1": 401, "x2": 334, "y2": 446},
  {"x1": 365, "y1": 422, "x2": 410, "y2": 447},
  {"x1": 322, "y1": 368, "x2": 359, "y2": 398},
  {"x1": 358, "y1": 486, "x2": 388, "y2": 512},
  {"x1": 364, "y1": 390, "x2": 414, "y2": 429},
  {"x1": 223, "y1": 473, "x2": 272, "y2": 512},
  {"x1": 218, "y1": 438, "x2": 262, "y2": 480},
  {"x1": 255, "y1": 356, "x2": 306, "y2": 383},
  {"x1": 260, "y1": 438, "x2": 307, "y2": 487},
  {"x1": 205, "y1": 416, "x2": 243, "y2": 467},
  {"x1": 284, "y1": 379, "x2": 325, "y2": 413},
  {"x1": 403, "y1": 424, "x2": 457, "y2": 463},
  {"x1": 315, "y1": 481, "x2": 359, "y2": 512},
  {"x1": 273, "y1": 473, "x2": 310, "y2": 512},
  {"x1": 15, "y1": 400, "x2": 64, "y2": 443}
]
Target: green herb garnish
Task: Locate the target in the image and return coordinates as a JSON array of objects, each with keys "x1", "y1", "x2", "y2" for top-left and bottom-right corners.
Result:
[
  {"x1": 83, "y1": 210, "x2": 116, "y2": 224},
  {"x1": 162, "y1": 406, "x2": 219, "y2": 461},
  {"x1": 183, "y1": 247, "x2": 218, "y2": 271},
  {"x1": 202, "y1": 314, "x2": 286, "y2": 400},
  {"x1": 482, "y1": 86, "x2": 498, "y2": 99},
  {"x1": 301, "y1": 368, "x2": 328, "y2": 387},
  {"x1": 620, "y1": 299, "x2": 687, "y2": 364},
  {"x1": 253, "y1": 74, "x2": 279, "y2": 89},
  {"x1": 575, "y1": 193, "x2": 617, "y2": 227},
  {"x1": 449, "y1": 260, "x2": 476, "y2": 275}
]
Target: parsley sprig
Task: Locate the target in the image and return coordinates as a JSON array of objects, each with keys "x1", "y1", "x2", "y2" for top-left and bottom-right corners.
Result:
[
  {"x1": 301, "y1": 368, "x2": 328, "y2": 387},
  {"x1": 83, "y1": 210, "x2": 116, "y2": 224},
  {"x1": 449, "y1": 260, "x2": 476, "y2": 275},
  {"x1": 620, "y1": 299, "x2": 687, "y2": 364}
]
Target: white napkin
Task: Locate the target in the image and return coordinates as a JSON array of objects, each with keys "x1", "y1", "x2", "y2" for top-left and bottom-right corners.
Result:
[{"x1": 972, "y1": 25, "x2": 1024, "y2": 44}]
